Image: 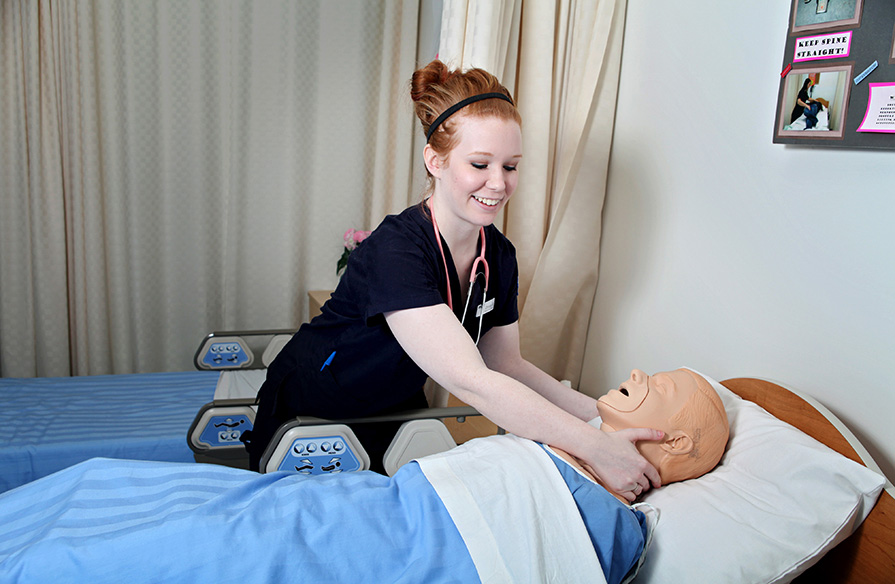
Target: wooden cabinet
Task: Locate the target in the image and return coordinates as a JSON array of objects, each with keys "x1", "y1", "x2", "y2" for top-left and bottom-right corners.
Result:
[{"x1": 307, "y1": 290, "x2": 332, "y2": 320}]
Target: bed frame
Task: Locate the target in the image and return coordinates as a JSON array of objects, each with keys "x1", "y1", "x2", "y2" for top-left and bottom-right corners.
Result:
[{"x1": 721, "y1": 378, "x2": 894, "y2": 583}]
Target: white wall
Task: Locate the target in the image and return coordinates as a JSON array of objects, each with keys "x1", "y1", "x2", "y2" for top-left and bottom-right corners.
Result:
[{"x1": 581, "y1": 2, "x2": 895, "y2": 481}]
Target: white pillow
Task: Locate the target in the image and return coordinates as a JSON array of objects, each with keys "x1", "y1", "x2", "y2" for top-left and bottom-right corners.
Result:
[{"x1": 632, "y1": 372, "x2": 886, "y2": 584}]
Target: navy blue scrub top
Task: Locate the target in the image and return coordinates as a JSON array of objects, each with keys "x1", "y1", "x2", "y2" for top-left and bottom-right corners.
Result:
[{"x1": 265, "y1": 203, "x2": 519, "y2": 418}]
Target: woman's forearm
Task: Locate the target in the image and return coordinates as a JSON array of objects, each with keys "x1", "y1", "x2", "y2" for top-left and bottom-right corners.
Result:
[{"x1": 495, "y1": 356, "x2": 598, "y2": 421}]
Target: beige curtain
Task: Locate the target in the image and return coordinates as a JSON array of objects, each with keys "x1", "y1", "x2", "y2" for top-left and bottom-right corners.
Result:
[
  {"x1": 438, "y1": 0, "x2": 628, "y2": 385},
  {"x1": 0, "y1": 2, "x2": 70, "y2": 377},
  {"x1": 366, "y1": 1, "x2": 424, "y2": 224},
  {"x1": 0, "y1": 1, "x2": 419, "y2": 377},
  {"x1": 438, "y1": 0, "x2": 521, "y2": 85}
]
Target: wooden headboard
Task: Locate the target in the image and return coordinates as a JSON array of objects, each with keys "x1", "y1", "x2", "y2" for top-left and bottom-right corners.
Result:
[{"x1": 721, "y1": 378, "x2": 895, "y2": 583}]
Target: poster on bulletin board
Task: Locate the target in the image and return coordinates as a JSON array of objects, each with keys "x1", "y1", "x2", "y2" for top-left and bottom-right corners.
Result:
[{"x1": 773, "y1": 0, "x2": 895, "y2": 149}]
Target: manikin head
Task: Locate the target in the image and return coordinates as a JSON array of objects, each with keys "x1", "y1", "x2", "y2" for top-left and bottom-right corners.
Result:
[{"x1": 598, "y1": 368, "x2": 730, "y2": 484}]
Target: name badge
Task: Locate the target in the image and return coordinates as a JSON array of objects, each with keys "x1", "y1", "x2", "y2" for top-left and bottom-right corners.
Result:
[{"x1": 476, "y1": 298, "x2": 495, "y2": 318}]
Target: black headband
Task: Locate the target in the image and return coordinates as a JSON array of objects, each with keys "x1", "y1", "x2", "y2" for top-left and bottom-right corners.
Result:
[{"x1": 426, "y1": 92, "x2": 514, "y2": 142}]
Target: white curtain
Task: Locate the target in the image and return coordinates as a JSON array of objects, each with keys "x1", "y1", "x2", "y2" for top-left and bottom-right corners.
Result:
[
  {"x1": 0, "y1": 0, "x2": 419, "y2": 377},
  {"x1": 438, "y1": 0, "x2": 628, "y2": 385},
  {"x1": 438, "y1": 0, "x2": 521, "y2": 85}
]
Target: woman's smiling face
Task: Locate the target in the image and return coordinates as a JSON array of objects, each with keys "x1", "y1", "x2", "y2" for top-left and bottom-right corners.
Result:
[{"x1": 435, "y1": 115, "x2": 522, "y2": 227}]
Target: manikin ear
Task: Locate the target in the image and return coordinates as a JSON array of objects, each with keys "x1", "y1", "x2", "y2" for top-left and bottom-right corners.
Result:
[
  {"x1": 660, "y1": 430, "x2": 694, "y2": 456},
  {"x1": 423, "y1": 144, "x2": 443, "y2": 178}
]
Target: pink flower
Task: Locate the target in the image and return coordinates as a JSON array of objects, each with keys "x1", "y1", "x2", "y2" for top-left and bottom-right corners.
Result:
[
  {"x1": 343, "y1": 228, "x2": 371, "y2": 251},
  {"x1": 338, "y1": 228, "x2": 373, "y2": 275},
  {"x1": 343, "y1": 229, "x2": 358, "y2": 251}
]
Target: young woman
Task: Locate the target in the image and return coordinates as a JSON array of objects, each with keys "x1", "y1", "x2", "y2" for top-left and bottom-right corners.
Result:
[
  {"x1": 244, "y1": 60, "x2": 662, "y2": 500},
  {"x1": 790, "y1": 77, "x2": 814, "y2": 124}
]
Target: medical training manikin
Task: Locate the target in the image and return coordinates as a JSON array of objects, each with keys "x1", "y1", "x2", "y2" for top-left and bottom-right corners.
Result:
[{"x1": 552, "y1": 368, "x2": 730, "y2": 501}]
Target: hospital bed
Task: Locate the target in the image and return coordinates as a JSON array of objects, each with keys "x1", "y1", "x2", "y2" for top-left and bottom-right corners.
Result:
[
  {"x1": 190, "y1": 359, "x2": 895, "y2": 583},
  {"x1": 0, "y1": 369, "x2": 221, "y2": 494},
  {"x1": 0, "y1": 329, "x2": 293, "y2": 493},
  {"x1": 784, "y1": 108, "x2": 830, "y2": 131},
  {"x1": 1, "y1": 368, "x2": 890, "y2": 583},
  {"x1": 173, "y1": 367, "x2": 895, "y2": 582}
]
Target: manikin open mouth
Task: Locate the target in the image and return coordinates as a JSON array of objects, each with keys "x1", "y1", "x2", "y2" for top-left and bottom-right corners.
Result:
[{"x1": 599, "y1": 383, "x2": 648, "y2": 413}]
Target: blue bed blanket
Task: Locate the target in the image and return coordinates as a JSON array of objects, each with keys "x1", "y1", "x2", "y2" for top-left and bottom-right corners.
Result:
[
  {"x1": 0, "y1": 370, "x2": 220, "y2": 493},
  {"x1": 0, "y1": 437, "x2": 647, "y2": 584},
  {"x1": 0, "y1": 458, "x2": 476, "y2": 583}
]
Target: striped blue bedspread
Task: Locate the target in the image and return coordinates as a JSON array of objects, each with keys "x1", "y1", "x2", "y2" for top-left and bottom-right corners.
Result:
[
  {"x1": 0, "y1": 441, "x2": 647, "y2": 584},
  {"x1": 0, "y1": 370, "x2": 219, "y2": 493},
  {"x1": 0, "y1": 458, "x2": 477, "y2": 583}
]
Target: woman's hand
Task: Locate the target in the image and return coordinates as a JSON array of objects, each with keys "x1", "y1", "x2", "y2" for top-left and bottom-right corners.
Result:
[{"x1": 580, "y1": 428, "x2": 663, "y2": 502}]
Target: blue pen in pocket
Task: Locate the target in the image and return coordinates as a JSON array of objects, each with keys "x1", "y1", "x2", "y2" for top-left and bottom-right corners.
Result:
[{"x1": 320, "y1": 351, "x2": 336, "y2": 371}]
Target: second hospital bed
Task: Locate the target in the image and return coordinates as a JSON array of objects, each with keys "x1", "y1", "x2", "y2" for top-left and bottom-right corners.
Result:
[{"x1": 0, "y1": 369, "x2": 220, "y2": 494}]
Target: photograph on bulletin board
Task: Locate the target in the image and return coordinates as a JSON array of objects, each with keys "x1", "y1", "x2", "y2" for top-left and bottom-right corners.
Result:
[
  {"x1": 790, "y1": 0, "x2": 863, "y2": 35},
  {"x1": 776, "y1": 64, "x2": 854, "y2": 139}
]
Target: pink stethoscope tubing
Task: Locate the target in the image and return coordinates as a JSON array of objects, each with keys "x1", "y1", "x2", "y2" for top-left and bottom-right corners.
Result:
[{"x1": 430, "y1": 210, "x2": 489, "y2": 344}]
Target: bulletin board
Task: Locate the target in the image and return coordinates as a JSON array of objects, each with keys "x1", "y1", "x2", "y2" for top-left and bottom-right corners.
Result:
[{"x1": 773, "y1": 0, "x2": 895, "y2": 149}]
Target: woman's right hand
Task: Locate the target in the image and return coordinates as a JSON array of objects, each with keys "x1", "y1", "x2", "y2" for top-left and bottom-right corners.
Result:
[{"x1": 580, "y1": 427, "x2": 663, "y2": 502}]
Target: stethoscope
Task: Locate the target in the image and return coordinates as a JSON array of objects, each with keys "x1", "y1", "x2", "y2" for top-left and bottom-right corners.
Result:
[{"x1": 430, "y1": 209, "x2": 489, "y2": 345}]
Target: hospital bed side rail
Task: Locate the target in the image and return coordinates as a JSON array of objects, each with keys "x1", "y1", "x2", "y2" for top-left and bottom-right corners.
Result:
[
  {"x1": 193, "y1": 329, "x2": 296, "y2": 371},
  {"x1": 259, "y1": 405, "x2": 491, "y2": 475},
  {"x1": 188, "y1": 398, "x2": 491, "y2": 471}
]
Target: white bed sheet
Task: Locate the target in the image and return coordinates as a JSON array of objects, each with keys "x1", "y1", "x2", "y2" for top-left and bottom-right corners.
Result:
[{"x1": 785, "y1": 108, "x2": 829, "y2": 131}]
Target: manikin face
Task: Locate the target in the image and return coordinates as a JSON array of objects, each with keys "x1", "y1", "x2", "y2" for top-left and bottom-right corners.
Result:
[
  {"x1": 598, "y1": 368, "x2": 700, "y2": 433},
  {"x1": 428, "y1": 115, "x2": 522, "y2": 229},
  {"x1": 598, "y1": 368, "x2": 729, "y2": 485}
]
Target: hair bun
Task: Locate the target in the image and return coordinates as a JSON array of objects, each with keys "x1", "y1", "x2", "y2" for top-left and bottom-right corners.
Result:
[{"x1": 410, "y1": 60, "x2": 451, "y2": 102}]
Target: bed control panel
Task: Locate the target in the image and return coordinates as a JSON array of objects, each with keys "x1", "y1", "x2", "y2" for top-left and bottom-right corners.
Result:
[
  {"x1": 197, "y1": 414, "x2": 253, "y2": 447},
  {"x1": 263, "y1": 424, "x2": 370, "y2": 475},
  {"x1": 193, "y1": 329, "x2": 297, "y2": 370},
  {"x1": 196, "y1": 336, "x2": 254, "y2": 370},
  {"x1": 190, "y1": 405, "x2": 256, "y2": 451}
]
